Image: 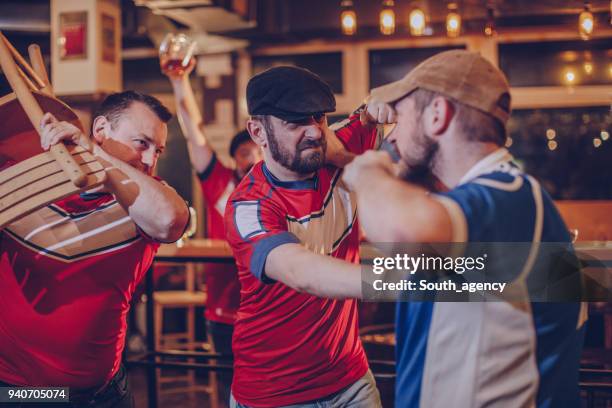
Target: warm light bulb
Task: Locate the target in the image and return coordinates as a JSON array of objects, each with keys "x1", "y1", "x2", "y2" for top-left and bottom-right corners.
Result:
[
  {"x1": 583, "y1": 61, "x2": 593, "y2": 74},
  {"x1": 593, "y1": 138, "x2": 602, "y2": 148},
  {"x1": 563, "y1": 69, "x2": 577, "y2": 85},
  {"x1": 546, "y1": 129, "x2": 556, "y2": 140},
  {"x1": 409, "y1": 8, "x2": 426, "y2": 36},
  {"x1": 446, "y1": 3, "x2": 461, "y2": 38},
  {"x1": 380, "y1": 8, "x2": 396, "y2": 35},
  {"x1": 341, "y1": 10, "x2": 357, "y2": 35},
  {"x1": 446, "y1": 12, "x2": 461, "y2": 37},
  {"x1": 601, "y1": 130, "x2": 610, "y2": 141},
  {"x1": 484, "y1": 5, "x2": 496, "y2": 36},
  {"x1": 548, "y1": 140, "x2": 558, "y2": 151},
  {"x1": 579, "y1": 7, "x2": 594, "y2": 40}
]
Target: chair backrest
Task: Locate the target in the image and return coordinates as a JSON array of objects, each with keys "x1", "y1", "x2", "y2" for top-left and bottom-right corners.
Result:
[{"x1": 0, "y1": 32, "x2": 106, "y2": 229}]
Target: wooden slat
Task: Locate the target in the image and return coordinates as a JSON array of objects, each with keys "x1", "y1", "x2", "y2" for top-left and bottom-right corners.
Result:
[
  {"x1": 0, "y1": 160, "x2": 104, "y2": 201},
  {"x1": 0, "y1": 164, "x2": 105, "y2": 212},
  {"x1": 0, "y1": 170, "x2": 106, "y2": 229},
  {"x1": 0, "y1": 31, "x2": 87, "y2": 188},
  {"x1": 0, "y1": 145, "x2": 91, "y2": 185}
]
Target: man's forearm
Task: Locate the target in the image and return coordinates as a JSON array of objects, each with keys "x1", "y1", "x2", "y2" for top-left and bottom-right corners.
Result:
[
  {"x1": 266, "y1": 243, "x2": 363, "y2": 299},
  {"x1": 355, "y1": 169, "x2": 452, "y2": 243},
  {"x1": 94, "y1": 146, "x2": 189, "y2": 242},
  {"x1": 171, "y1": 78, "x2": 213, "y2": 173}
]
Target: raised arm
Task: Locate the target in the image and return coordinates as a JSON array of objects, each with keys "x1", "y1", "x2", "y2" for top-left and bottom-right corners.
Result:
[
  {"x1": 168, "y1": 61, "x2": 214, "y2": 174},
  {"x1": 40, "y1": 113, "x2": 189, "y2": 243},
  {"x1": 325, "y1": 101, "x2": 396, "y2": 168},
  {"x1": 92, "y1": 145, "x2": 189, "y2": 242},
  {"x1": 343, "y1": 150, "x2": 453, "y2": 244}
]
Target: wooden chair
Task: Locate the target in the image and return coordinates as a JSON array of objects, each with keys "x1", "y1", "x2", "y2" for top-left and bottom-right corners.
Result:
[{"x1": 0, "y1": 31, "x2": 105, "y2": 229}]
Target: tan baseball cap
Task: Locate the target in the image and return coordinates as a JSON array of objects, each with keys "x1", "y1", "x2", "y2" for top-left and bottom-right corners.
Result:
[{"x1": 369, "y1": 49, "x2": 512, "y2": 125}]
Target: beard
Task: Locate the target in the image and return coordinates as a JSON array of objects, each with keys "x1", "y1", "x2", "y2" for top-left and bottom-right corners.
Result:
[
  {"x1": 268, "y1": 130, "x2": 327, "y2": 174},
  {"x1": 398, "y1": 121, "x2": 440, "y2": 191},
  {"x1": 400, "y1": 120, "x2": 438, "y2": 171}
]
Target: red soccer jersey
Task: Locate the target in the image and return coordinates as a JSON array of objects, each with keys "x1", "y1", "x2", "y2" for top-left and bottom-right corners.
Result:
[
  {"x1": 224, "y1": 112, "x2": 378, "y2": 407},
  {"x1": 198, "y1": 155, "x2": 241, "y2": 324},
  {"x1": 0, "y1": 192, "x2": 159, "y2": 388}
]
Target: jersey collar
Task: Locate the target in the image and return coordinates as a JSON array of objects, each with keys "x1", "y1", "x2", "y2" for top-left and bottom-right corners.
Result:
[
  {"x1": 458, "y1": 148, "x2": 514, "y2": 185},
  {"x1": 262, "y1": 162, "x2": 318, "y2": 190}
]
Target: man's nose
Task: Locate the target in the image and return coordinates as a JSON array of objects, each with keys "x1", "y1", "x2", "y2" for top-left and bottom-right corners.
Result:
[
  {"x1": 303, "y1": 122, "x2": 323, "y2": 139},
  {"x1": 141, "y1": 148, "x2": 156, "y2": 167}
]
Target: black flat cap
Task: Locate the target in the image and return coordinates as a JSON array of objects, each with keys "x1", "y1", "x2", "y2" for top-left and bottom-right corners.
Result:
[{"x1": 247, "y1": 66, "x2": 336, "y2": 122}]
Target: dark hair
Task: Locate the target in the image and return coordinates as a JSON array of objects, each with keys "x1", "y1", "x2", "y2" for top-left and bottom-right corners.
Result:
[
  {"x1": 229, "y1": 129, "x2": 254, "y2": 157},
  {"x1": 410, "y1": 88, "x2": 507, "y2": 146},
  {"x1": 92, "y1": 91, "x2": 172, "y2": 131}
]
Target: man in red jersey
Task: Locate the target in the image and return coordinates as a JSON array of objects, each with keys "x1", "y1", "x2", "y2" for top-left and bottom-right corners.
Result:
[
  {"x1": 224, "y1": 66, "x2": 389, "y2": 407},
  {"x1": 0, "y1": 91, "x2": 189, "y2": 407},
  {"x1": 167, "y1": 59, "x2": 262, "y2": 406}
]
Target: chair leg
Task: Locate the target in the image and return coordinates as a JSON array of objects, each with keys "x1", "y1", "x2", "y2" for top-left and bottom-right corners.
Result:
[{"x1": 154, "y1": 303, "x2": 162, "y2": 398}]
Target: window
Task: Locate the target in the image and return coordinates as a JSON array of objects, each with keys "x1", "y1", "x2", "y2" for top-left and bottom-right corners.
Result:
[
  {"x1": 507, "y1": 106, "x2": 611, "y2": 199},
  {"x1": 499, "y1": 39, "x2": 612, "y2": 87},
  {"x1": 252, "y1": 52, "x2": 343, "y2": 94},
  {"x1": 369, "y1": 45, "x2": 465, "y2": 89}
]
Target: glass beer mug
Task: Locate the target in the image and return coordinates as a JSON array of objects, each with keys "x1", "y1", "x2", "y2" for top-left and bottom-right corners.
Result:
[{"x1": 159, "y1": 33, "x2": 196, "y2": 76}]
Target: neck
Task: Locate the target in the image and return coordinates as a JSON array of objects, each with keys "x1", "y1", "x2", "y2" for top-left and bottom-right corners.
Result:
[
  {"x1": 432, "y1": 140, "x2": 501, "y2": 188},
  {"x1": 263, "y1": 155, "x2": 316, "y2": 182}
]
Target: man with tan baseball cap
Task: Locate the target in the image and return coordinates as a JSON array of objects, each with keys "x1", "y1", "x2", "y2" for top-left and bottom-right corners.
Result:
[{"x1": 340, "y1": 50, "x2": 585, "y2": 407}]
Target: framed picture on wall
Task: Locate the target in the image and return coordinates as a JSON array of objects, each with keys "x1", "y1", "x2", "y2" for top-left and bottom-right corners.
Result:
[
  {"x1": 58, "y1": 11, "x2": 87, "y2": 60},
  {"x1": 101, "y1": 13, "x2": 116, "y2": 64}
]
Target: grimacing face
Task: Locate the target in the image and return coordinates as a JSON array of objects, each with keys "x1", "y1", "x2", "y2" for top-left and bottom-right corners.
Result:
[
  {"x1": 386, "y1": 96, "x2": 438, "y2": 170},
  {"x1": 264, "y1": 115, "x2": 328, "y2": 174},
  {"x1": 95, "y1": 102, "x2": 168, "y2": 176},
  {"x1": 233, "y1": 140, "x2": 262, "y2": 177}
]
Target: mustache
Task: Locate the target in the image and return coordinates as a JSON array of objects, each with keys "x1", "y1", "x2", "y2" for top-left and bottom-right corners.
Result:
[{"x1": 297, "y1": 138, "x2": 325, "y2": 151}]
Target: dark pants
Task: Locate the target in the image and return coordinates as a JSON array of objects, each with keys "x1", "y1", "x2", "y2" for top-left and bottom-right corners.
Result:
[
  {"x1": 207, "y1": 320, "x2": 234, "y2": 408},
  {"x1": 0, "y1": 365, "x2": 133, "y2": 408}
]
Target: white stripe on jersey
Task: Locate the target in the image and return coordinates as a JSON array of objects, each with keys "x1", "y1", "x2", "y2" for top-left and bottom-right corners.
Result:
[
  {"x1": 44, "y1": 216, "x2": 132, "y2": 253},
  {"x1": 473, "y1": 176, "x2": 524, "y2": 191},
  {"x1": 516, "y1": 175, "x2": 544, "y2": 281},
  {"x1": 234, "y1": 201, "x2": 265, "y2": 239}
]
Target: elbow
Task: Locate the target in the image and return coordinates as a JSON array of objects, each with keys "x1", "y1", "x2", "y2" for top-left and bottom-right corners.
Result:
[{"x1": 156, "y1": 204, "x2": 190, "y2": 243}]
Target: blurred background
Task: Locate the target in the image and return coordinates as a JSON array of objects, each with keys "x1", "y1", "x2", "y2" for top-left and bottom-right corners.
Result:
[{"x1": 0, "y1": 1, "x2": 610, "y2": 407}]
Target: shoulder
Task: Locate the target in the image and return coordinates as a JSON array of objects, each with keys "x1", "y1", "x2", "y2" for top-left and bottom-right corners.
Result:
[{"x1": 229, "y1": 162, "x2": 274, "y2": 203}]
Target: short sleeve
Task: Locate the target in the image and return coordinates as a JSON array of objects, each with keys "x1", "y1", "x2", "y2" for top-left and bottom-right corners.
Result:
[
  {"x1": 433, "y1": 183, "x2": 495, "y2": 243},
  {"x1": 198, "y1": 154, "x2": 235, "y2": 205},
  {"x1": 225, "y1": 197, "x2": 300, "y2": 283},
  {"x1": 330, "y1": 107, "x2": 380, "y2": 155}
]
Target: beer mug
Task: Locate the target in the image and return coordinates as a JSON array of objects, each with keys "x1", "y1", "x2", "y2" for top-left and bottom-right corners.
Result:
[{"x1": 159, "y1": 33, "x2": 196, "y2": 76}]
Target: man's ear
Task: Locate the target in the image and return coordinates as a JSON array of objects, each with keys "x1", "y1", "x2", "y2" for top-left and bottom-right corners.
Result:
[
  {"x1": 424, "y1": 96, "x2": 455, "y2": 136},
  {"x1": 246, "y1": 119, "x2": 268, "y2": 148},
  {"x1": 91, "y1": 116, "x2": 108, "y2": 144}
]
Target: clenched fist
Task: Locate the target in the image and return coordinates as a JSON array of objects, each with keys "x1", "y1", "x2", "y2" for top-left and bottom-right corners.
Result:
[{"x1": 361, "y1": 99, "x2": 397, "y2": 125}]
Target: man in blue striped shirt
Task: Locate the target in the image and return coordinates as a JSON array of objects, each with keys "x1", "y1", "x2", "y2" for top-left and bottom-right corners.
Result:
[{"x1": 342, "y1": 50, "x2": 586, "y2": 407}]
